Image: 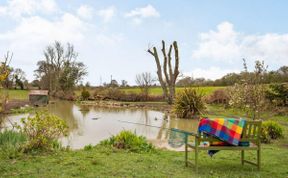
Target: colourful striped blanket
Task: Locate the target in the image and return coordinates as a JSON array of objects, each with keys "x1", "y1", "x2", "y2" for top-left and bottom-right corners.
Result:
[{"x1": 198, "y1": 118, "x2": 246, "y2": 146}]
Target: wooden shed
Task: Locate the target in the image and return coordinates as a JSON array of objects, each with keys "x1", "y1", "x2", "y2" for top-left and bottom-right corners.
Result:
[{"x1": 29, "y1": 90, "x2": 49, "y2": 106}]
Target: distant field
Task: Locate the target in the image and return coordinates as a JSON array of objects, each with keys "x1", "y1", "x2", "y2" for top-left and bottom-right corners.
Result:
[
  {"x1": 1, "y1": 86, "x2": 225, "y2": 100},
  {"x1": 0, "y1": 89, "x2": 29, "y2": 100},
  {"x1": 121, "y1": 86, "x2": 225, "y2": 96}
]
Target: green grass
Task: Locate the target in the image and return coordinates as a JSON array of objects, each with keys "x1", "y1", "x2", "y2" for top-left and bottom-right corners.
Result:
[
  {"x1": 75, "y1": 86, "x2": 225, "y2": 97},
  {"x1": 0, "y1": 89, "x2": 29, "y2": 100},
  {"x1": 121, "y1": 86, "x2": 225, "y2": 96},
  {"x1": 0, "y1": 144, "x2": 287, "y2": 177}
]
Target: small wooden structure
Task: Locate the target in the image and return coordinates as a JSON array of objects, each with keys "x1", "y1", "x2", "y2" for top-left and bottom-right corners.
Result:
[{"x1": 29, "y1": 90, "x2": 49, "y2": 106}]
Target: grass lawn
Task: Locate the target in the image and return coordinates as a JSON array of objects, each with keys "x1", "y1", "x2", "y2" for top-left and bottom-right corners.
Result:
[
  {"x1": 0, "y1": 144, "x2": 287, "y2": 177},
  {"x1": 75, "y1": 86, "x2": 225, "y2": 97},
  {"x1": 121, "y1": 86, "x2": 225, "y2": 96},
  {"x1": 0, "y1": 104, "x2": 287, "y2": 177},
  {"x1": 0, "y1": 89, "x2": 29, "y2": 100}
]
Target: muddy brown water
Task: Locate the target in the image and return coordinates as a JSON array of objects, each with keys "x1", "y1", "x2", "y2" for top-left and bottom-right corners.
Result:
[{"x1": 2, "y1": 101, "x2": 199, "y2": 150}]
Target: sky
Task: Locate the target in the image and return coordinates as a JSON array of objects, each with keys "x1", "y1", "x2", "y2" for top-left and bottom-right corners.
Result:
[{"x1": 0, "y1": 0, "x2": 288, "y2": 85}]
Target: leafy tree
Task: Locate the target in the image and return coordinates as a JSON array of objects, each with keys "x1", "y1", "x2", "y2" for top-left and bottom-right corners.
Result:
[
  {"x1": 121, "y1": 80, "x2": 128, "y2": 87},
  {"x1": 228, "y1": 59, "x2": 267, "y2": 120},
  {"x1": 0, "y1": 52, "x2": 12, "y2": 113},
  {"x1": 266, "y1": 83, "x2": 288, "y2": 106},
  {"x1": 13, "y1": 68, "x2": 26, "y2": 90},
  {"x1": 34, "y1": 41, "x2": 87, "y2": 95}
]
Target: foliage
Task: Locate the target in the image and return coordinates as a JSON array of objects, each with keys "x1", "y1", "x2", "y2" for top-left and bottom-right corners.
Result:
[
  {"x1": 34, "y1": 41, "x2": 87, "y2": 95},
  {"x1": 99, "y1": 130, "x2": 155, "y2": 153},
  {"x1": 206, "y1": 89, "x2": 229, "y2": 104},
  {"x1": 228, "y1": 60, "x2": 267, "y2": 120},
  {"x1": 81, "y1": 88, "x2": 90, "y2": 100},
  {"x1": 0, "y1": 130, "x2": 27, "y2": 159},
  {"x1": 261, "y1": 120, "x2": 283, "y2": 143},
  {"x1": 10, "y1": 106, "x2": 34, "y2": 114},
  {"x1": 265, "y1": 83, "x2": 288, "y2": 106},
  {"x1": 84, "y1": 144, "x2": 93, "y2": 151},
  {"x1": 0, "y1": 52, "x2": 12, "y2": 112},
  {"x1": 173, "y1": 88, "x2": 206, "y2": 118},
  {"x1": 16, "y1": 112, "x2": 68, "y2": 151}
]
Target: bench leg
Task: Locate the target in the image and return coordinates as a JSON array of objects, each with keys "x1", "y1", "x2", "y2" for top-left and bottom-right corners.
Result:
[
  {"x1": 257, "y1": 149, "x2": 260, "y2": 171},
  {"x1": 195, "y1": 148, "x2": 198, "y2": 173},
  {"x1": 185, "y1": 144, "x2": 188, "y2": 167},
  {"x1": 241, "y1": 150, "x2": 244, "y2": 165}
]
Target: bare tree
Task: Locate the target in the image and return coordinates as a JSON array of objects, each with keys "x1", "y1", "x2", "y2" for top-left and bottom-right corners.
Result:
[
  {"x1": 147, "y1": 40, "x2": 180, "y2": 104},
  {"x1": 135, "y1": 72, "x2": 154, "y2": 99}
]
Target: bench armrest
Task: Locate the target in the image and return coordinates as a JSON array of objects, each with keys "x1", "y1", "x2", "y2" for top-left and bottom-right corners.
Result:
[{"x1": 170, "y1": 128, "x2": 198, "y2": 137}]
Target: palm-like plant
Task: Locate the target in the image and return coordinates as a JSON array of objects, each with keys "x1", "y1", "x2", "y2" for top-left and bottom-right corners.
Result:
[{"x1": 173, "y1": 88, "x2": 206, "y2": 118}]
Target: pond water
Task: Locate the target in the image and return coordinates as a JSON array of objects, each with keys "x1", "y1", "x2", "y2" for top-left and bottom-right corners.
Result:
[{"x1": 1, "y1": 101, "x2": 199, "y2": 150}]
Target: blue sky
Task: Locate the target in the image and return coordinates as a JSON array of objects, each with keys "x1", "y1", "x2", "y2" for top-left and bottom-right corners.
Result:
[{"x1": 0, "y1": 0, "x2": 288, "y2": 85}]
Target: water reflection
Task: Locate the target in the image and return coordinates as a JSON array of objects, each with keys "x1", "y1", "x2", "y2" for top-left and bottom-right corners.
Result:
[{"x1": 2, "y1": 101, "x2": 199, "y2": 149}]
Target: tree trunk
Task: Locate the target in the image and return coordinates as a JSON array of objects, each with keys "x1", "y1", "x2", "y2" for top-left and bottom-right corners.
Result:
[{"x1": 148, "y1": 40, "x2": 180, "y2": 104}]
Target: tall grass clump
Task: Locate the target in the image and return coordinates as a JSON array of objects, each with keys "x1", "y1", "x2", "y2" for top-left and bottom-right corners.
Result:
[
  {"x1": 99, "y1": 130, "x2": 155, "y2": 153},
  {"x1": 173, "y1": 88, "x2": 206, "y2": 118},
  {"x1": 0, "y1": 130, "x2": 26, "y2": 159}
]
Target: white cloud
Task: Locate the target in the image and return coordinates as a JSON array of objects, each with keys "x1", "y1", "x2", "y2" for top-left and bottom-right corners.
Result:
[
  {"x1": 94, "y1": 34, "x2": 124, "y2": 45},
  {"x1": 0, "y1": 0, "x2": 58, "y2": 18},
  {"x1": 192, "y1": 21, "x2": 288, "y2": 66},
  {"x1": 77, "y1": 5, "x2": 93, "y2": 20},
  {"x1": 0, "y1": 13, "x2": 89, "y2": 71},
  {"x1": 97, "y1": 6, "x2": 116, "y2": 23},
  {"x1": 0, "y1": 13, "x2": 87, "y2": 43},
  {"x1": 125, "y1": 4, "x2": 160, "y2": 24},
  {"x1": 184, "y1": 67, "x2": 240, "y2": 80}
]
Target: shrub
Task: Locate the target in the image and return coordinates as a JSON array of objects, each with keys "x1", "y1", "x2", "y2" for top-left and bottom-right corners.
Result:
[
  {"x1": 84, "y1": 144, "x2": 93, "y2": 151},
  {"x1": 206, "y1": 89, "x2": 229, "y2": 104},
  {"x1": 265, "y1": 83, "x2": 288, "y2": 106},
  {"x1": 0, "y1": 130, "x2": 26, "y2": 159},
  {"x1": 261, "y1": 120, "x2": 284, "y2": 143},
  {"x1": 81, "y1": 88, "x2": 90, "y2": 100},
  {"x1": 99, "y1": 130, "x2": 155, "y2": 153},
  {"x1": 16, "y1": 112, "x2": 68, "y2": 151},
  {"x1": 173, "y1": 88, "x2": 206, "y2": 118}
]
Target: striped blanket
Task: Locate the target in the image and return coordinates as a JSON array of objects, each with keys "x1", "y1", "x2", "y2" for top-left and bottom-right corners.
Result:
[{"x1": 198, "y1": 118, "x2": 246, "y2": 146}]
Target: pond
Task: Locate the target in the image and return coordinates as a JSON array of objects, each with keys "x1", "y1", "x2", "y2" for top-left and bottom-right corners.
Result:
[{"x1": 1, "y1": 101, "x2": 199, "y2": 150}]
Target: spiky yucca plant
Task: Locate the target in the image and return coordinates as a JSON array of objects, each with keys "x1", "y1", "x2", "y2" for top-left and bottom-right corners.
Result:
[{"x1": 173, "y1": 88, "x2": 206, "y2": 118}]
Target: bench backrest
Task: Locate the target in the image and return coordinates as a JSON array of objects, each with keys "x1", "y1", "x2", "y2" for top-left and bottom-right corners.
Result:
[
  {"x1": 197, "y1": 120, "x2": 262, "y2": 144},
  {"x1": 240, "y1": 120, "x2": 262, "y2": 143}
]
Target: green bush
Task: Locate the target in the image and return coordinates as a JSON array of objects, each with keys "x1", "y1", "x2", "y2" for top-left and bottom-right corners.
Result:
[
  {"x1": 84, "y1": 144, "x2": 93, "y2": 151},
  {"x1": 173, "y1": 88, "x2": 206, "y2": 118},
  {"x1": 81, "y1": 88, "x2": 90, "y2": 100},
  {"x1": 0, "y1": 130, "x2": 26, "y2": 159},
  {"x1": 16, "y1": 112, "x2": 68, "y2": 151},
  {"x1": 265, "y1": 83, "x2": 288, "y2": 106},
  {"x1": 99, "y1": 130, "x2": 155, "y2": 153},
  {"x1": 261, "y1": 120, "x2": 284, "y2": 143}
]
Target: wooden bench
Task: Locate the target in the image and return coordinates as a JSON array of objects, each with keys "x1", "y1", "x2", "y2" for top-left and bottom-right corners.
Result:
[{"x1": 183, "y1": 120, "x2": 262, "y2": 172}]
